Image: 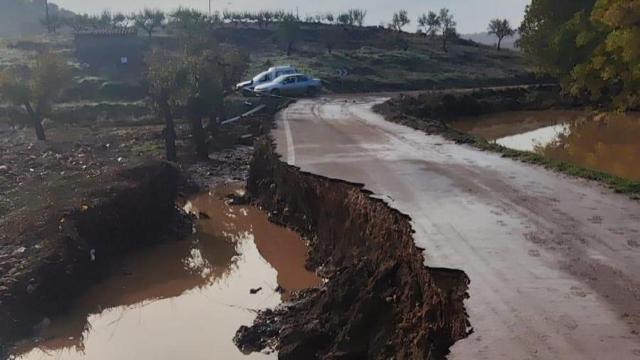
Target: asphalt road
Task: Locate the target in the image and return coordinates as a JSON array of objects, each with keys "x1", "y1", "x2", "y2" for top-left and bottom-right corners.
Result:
[{"x1": 272, "y1": 96, "x2": 640, "y2": 360}]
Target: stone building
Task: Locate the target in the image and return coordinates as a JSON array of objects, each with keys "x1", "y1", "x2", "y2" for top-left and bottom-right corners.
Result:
[{"x1": 74, "y1": 28, "x2": 147, "y2": 76}]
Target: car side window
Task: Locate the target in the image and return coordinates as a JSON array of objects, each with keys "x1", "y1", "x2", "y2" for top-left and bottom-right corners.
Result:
[
  {"x1": 283, "y1": 77, "x2": 295, "y2": 84},
  {"x1": 297, "y1": 76, "x2": 308, "y2": 82}
]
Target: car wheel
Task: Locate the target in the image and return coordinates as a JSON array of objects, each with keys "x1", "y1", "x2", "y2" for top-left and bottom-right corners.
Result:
[{"x1": 271, "y1": 89, "x2": 281, "y2": 97}]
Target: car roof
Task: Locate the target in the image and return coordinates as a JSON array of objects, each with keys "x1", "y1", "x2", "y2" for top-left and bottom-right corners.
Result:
[{"x1": 269, "y1": 65, "x2": 296, "y2": 71}]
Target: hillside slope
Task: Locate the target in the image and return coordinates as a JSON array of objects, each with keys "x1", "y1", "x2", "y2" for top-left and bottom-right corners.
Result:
[
  {"x1": 462, "y1": 32, "x2": 520, "y2": 50},
  {"x1": 209, "y1": 25, "x2": 536, "y2": 92}
]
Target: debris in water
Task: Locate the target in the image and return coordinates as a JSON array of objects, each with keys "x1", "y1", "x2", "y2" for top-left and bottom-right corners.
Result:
[
  {"x1": 250, "y1": 287, "x2": 263, "y2": 295},
  {"x1": 90, "y1": 249, "x2": 96, "y2": 262},
  {"x1": 26, "y1": 279, "x2": 38, "y2": 295},
  {"x1": 198, "y1": 211, "x2": 211, "y2": 219}
]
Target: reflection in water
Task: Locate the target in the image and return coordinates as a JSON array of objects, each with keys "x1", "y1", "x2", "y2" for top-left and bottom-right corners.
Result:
[
  {"x1": 13, "y1": 185, "x2": 321, "y2": 360},
  {"x1": 453, "y1": 110, "x2": 640, "y2": 181}
]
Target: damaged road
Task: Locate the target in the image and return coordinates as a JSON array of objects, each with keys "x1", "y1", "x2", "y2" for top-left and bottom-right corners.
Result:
[
  {"x1": 271, "y1": 96, "x2": 640, "y2": 360},
  {"x1": 236, "y1": 140, "x2": 470, "y2": 359}
]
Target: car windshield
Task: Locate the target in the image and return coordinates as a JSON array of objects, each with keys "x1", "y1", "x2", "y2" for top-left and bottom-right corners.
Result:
[{"x1": 253, "y1": 71, "x2": 270, "y2": 82}]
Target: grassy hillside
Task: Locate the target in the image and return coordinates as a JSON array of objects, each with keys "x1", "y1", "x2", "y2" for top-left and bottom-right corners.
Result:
[
  {"x1": 461, "y1": 32, "x2": 520, "y2": 50},
  {"x1": 209, "y1": 25, "x2": 536, "y2": 92}
]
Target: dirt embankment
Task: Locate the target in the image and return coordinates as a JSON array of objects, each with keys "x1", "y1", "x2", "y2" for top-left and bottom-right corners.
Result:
[
  {"x1": 374, "y1": 85, "x2": 574, "y2": 134},
  {"x1": 235, "y1": 139, "x2": 470, "y2": 359},
  {"x1": 0, "y1": 162, "x2": 189, "y2": 353}
]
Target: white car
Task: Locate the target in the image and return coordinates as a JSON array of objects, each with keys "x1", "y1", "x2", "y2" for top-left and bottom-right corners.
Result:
[
  {"x1": 236, "y1": 65, "x2": 298, "y2": 95},
  {"x1": 254, "y1": 74, "x2": 322, "y2": 97}
]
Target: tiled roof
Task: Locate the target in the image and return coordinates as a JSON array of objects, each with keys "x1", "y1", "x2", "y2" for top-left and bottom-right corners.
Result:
[{"x1": 75, "y1": 28, "x2": 138, "y2": 37}]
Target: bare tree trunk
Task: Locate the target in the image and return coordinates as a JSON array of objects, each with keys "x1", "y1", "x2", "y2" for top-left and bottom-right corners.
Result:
[
  {"x1": 207, "y1": 104, "x2": 225, "y2": 137},
  {"x1": 24, "y1": 102, "x2": 46, "y2": 141},
  {"x1": 442, "y1": 37, "x2": 448, "y2": 53},
  {"x1": 44, "y1": 0, "x2": 51, "y2": 33},
  {"x1": 160, "y1": 100, "x2": 177, "y2": 162},
  {"x1": 33, "y1": 118, "x2": 46, "y2": 141},
  {"x1": 286, "y1": 41, "x2": 293, "y2": 56},
  {"x1": 497, "y1": 37, "x2": 503, "y2": 51},
  {"x1": 189, "y1": 116, "x2": 208, "y2": 159}
]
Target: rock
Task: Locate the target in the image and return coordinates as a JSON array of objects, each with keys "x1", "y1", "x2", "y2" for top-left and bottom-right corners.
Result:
[
  {"x1": 26, "y1": 283, "x2": 38, "y2": 294},
  {"x1": 26, "y1": 278, "x2": 38, "y2": 295},
  {"x1": 33, "y1": 317, "x2": 51, "y2": 334},
  {"x1": 228, "y1": 193, "x2": 250, "y2": 205}
]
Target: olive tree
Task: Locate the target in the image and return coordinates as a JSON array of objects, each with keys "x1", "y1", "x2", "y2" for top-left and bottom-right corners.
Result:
[
  {"x1": 488, "y1": 18, "x2": 516, "y2": 51},
  {"x1": 0, "y1": 51, "x2": 72, "y2": 141},
  {"x1": 337, "y1": 13, "x2": 352, "y2": 26},
  {"x1": 391, "y1": 10, "x2": 410, "y2": 32},
  {"x1": 145, "y1": 50, "x2": 191, "y2": 162},
  {"x1": 182, "y1": 49, "x2": 247, "y2": 158},
  {"x1": 417, "y1": 11, "x2": 440, "y2": 37},
  {"x1": 169, "y1": 7, "x2": 210, "y2": 53},
  {"x1": 145, "y1": 43, "x2": 248, "y2": 161},
  {"x1": 348, "y1": 9, "x2": 367, "y2": 26},
  {"x1": 131, "y1": 9, "x2": 166, "y2": 39},
  {"x1": 439, "y1": 8, "x2": 457, "y2": 53}
]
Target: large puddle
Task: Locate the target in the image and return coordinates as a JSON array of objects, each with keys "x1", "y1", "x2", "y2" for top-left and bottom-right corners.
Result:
[
  {"x1": 452, "y1": 110, "x2": 640, "y2": 181},
  {"x1": 11, "y1": 184, "x2": 321, "y2": 360}
]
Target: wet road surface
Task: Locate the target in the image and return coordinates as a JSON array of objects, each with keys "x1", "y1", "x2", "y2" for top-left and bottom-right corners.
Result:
[{"x1": 273, "y1": 97, "x2": 640, "y2": 360}]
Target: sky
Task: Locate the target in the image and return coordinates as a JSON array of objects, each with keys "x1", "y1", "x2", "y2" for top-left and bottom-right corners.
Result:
[{"x1": 52, "y1": 0, "x2": 531, "y2": 34}]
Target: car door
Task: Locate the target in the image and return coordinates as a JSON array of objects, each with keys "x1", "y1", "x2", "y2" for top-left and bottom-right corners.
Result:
[
  {"x1": 280, "y1": 76, "x2": 297, "y2": 95},
  {"x1": 293, "y1": 75, "x2": 312, "y2": 95}
]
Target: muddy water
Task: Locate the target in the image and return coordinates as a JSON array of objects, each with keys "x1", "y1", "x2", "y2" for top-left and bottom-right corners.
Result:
[
  {"x1": 452, "y1": 110, "x2": 640, "y2": 181},
  {"x1": 12, "y1": 185, "x2": 321, "y2": 360}
]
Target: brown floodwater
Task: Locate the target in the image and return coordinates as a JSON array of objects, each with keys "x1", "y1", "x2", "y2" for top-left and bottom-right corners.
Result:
[
  {"x1": 11, "y1": 185, "x2": 321, "y2": 360},
  {"x1": 452, "y1": 110, "x2": 640, "y2": 181}
]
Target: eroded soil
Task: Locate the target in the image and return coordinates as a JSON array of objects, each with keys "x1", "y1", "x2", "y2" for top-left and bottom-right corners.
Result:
[{"x1": 235, "y1": 139, "x2": 470, "y2": 359}]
